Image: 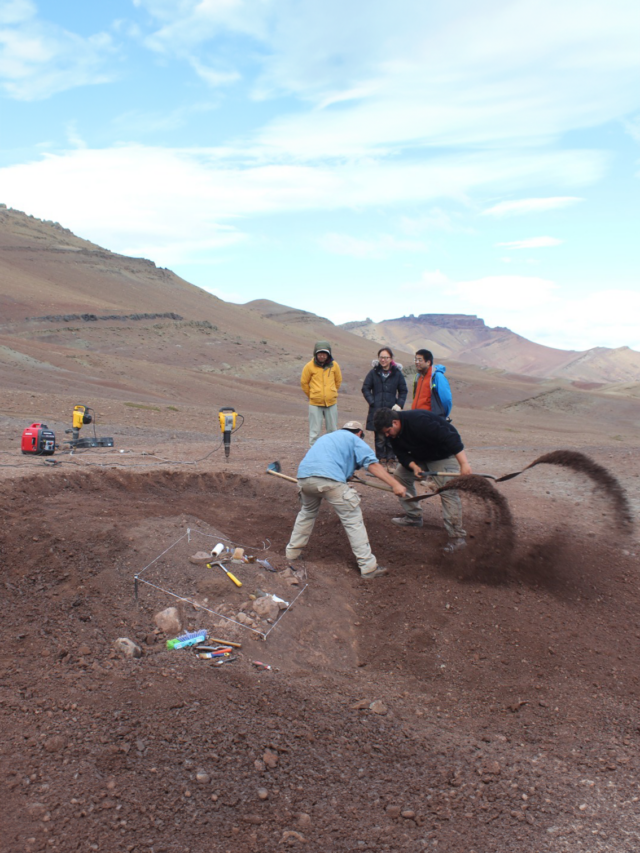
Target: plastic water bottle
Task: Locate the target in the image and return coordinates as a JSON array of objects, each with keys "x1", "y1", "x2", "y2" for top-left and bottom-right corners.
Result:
[{"x1": 166, "y1": 629, "x2": 207, "y2": 650}]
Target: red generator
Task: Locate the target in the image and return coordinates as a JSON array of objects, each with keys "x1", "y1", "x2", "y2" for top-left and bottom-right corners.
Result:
[{"x1": 21, "y1": 423, "x2": 56, "y2": 456}]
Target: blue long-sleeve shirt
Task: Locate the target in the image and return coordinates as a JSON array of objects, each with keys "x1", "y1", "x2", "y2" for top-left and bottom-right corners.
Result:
[{"x1": 297, "y1": 430, "x2": 377, "y2": 482}]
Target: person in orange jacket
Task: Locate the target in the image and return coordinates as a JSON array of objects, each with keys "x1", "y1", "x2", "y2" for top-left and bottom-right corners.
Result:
[
  {"x1": 300, "y1": 340, "x2": 342, "y2": 446},
  {"x1": 411, "y1": 349, "x2": 452, "y2": 418}
]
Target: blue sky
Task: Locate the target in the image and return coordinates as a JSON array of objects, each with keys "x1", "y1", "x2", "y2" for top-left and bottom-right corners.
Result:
[{"x1": 1, "y1": 0, "x2": 639, "y2": 351}]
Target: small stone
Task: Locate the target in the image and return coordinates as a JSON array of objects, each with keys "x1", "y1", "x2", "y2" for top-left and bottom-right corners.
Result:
[
  {"x1": 401, "y1": 809, "x2": 416, "y2": 819},
  {"x1": 257, "y1": 788, "x2": 269, "y2": 800},
  {"x1": 196, "y1": 770, "x2": 210, "y2": 784},
  {"x1": 263, "y1": 749, "x2": 279, "y2": 769},
  {"x1": 386, "y1": 805, "x2": 401, "y2": 818},
  {"x1": 154, "y1": 607, "x2": 182, "y2": 635},
  {"x1": 43, "y1": 735, "x2": 66, "y2": 753},
  {"x1": 114, "y1": 638, "x2": 142, "y2": 659},
  {"x1": 281, "y1": 830, "x2": 306, "y2": 844},
  {"x1": 369, "y1": 700, "x2": 388, "y2": 715},
  {"x1": 351, "y1": 699, "x2": 371, "y2": 710},
  {"x1": 480, "y1": 760, "x2": 501, "y2": 775},
  {"x1": 297, "y1": 813, "x2": 312, "y2": 828},
  {"x1": 211, "y1": 794, "x2": 218, "y2": 802},
  {"x1": 78, "y1": 644, "x2": 91, "y2": 656}
]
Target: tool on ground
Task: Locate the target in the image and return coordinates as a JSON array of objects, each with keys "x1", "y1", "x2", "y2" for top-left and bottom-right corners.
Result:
[
  {"x1": 197, "y1": 650, "x2": 232, "y2": 659},
  {"x1": 207, "y1": 561, "x2": 242, "y2": 587},
  {"x1": 252, "y1": 660, "x2": 273, "y2": 671},
  {"x1": 206, "y1": 637, "x2": 242, "y2": 648},
  {"x1": 218, "y1": 407, "x2": 244, "y2": 458},
  {"x1": 210, "y1": 655, "x2": 237, "y2": 666},
  {"x1": 167, "y1": 629, "x2": 207, "y2": 649},
  {"x1": 65, "y1": 405, "x2": 114, "y2": 450},
  {"x1": 194, "y1": 645, "x2": 233, "y2": 653},
  {"x1": 21, "y1": 423, "x2": 56, "y2": 456}
]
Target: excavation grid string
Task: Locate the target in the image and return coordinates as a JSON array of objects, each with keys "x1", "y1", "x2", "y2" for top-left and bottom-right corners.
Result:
[{"x1": 133, "y1": 527, "x2": 304, "y2": 640}]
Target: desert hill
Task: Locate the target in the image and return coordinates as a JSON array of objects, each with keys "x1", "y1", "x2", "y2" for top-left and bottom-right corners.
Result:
[
  {"x1": 0, "y1": 207, "x2": 559, "y2": 411},
  {"x1": 1, "y1": 205, "x2": 638, "y2": 440},
  {"x1": 342, "y1": 314, "x2": 640, "y2": 384}
]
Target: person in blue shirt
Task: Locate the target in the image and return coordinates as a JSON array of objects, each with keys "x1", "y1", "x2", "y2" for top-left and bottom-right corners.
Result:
[{"x1": 285, "y1": 421, "x2": 406, "y2": 579}]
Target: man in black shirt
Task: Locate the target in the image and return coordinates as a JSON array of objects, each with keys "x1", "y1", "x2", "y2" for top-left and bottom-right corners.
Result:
[{"x1": 373, "y1": 408, "x2": 472, "y2": 552}]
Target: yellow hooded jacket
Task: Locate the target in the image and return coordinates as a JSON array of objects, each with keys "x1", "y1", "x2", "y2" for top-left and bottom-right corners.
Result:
[{"x1": 301, "y1": 343, "x2": 342, "y2": 407}]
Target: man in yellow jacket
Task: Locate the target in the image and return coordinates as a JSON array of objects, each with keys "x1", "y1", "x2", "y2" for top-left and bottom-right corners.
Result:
[{"x1": 301, "y1": 340, "x2": 343, "y2": 446}]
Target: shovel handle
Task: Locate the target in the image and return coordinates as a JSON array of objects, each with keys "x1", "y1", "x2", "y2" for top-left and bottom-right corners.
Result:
[
  {"x1": 418, "y1": 472, "x2": 496, "y2": 480},
  {"x1": 266, "y1": 469, "x2": 298, "y2": 484},
  {"x1": 350, "y1": 475, "x2": 394, "y2": 493}
]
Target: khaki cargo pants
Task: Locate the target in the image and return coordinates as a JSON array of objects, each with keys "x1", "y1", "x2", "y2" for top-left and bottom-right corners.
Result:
[
  {"x1": 394, "y1": 456, "x2": 467, "y2": 539},
  {"x1": 286, "y1": 476, "x2": 377, "y2": 575}
]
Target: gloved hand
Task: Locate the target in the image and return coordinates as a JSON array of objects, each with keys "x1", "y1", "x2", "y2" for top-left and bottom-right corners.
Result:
[{"x1": 391, "y1": 404, "x2": 402, "y2": 412}]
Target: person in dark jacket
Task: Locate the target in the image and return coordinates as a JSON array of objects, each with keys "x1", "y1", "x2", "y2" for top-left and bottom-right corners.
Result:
[
  {"x1": 373, "y1": 407, "x2": 472, "y2": 552},
  {"x1": 361, "y1": 347, "x2": 408, "y2": 466}
]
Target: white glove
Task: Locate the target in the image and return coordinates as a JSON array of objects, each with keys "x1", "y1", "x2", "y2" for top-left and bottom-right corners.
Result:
[{"x1": 391, "y1": 404, "x2": 402, "y2": 412}]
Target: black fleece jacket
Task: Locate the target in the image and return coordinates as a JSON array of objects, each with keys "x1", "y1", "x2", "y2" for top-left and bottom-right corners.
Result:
[{"x1": 390, "y1": 410, "x2": 464, "y2": 467}]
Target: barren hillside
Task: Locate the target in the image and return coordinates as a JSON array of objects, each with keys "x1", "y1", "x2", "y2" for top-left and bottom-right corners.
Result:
[{"x1": 342, "y1": 314, "x2": 640, "y2": 384}]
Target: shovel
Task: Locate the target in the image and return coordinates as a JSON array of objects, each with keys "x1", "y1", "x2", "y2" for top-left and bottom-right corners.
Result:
[
  {"x1": 267, "y1": 461, "x2": 396, "y2": 493},
  {"x1": 266, "y1": 461, "x2": 298, "y2": 483}
]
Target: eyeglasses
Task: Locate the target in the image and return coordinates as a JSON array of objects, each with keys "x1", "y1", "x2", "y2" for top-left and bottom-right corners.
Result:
[
  {"x1": 379, "y1": 355, "x2": 391, "y2": 360},
  {"x1": 414, "y1": 358, "x2": 425, "y2": 363}
]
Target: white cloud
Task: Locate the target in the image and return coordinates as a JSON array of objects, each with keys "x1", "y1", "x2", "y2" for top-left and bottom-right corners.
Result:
[
  {"x1": 624, "y1": 113, "x2": 640, "y2": 143},
  {"x1": 401, "y1": 269, "x2": 450, "y2": 292},
  {"x1": 141, "y1": 0, "x2": 267, "y2": 53},
  {"x1": 0, "y1": 0, "x2": 35, "y2": 26},
  {"x1": 399, "y1": 208, "x2": 470, "y2": 235},
  {"x1": 0, "y1": 145, "x2": 606, "y2": 266},
  {"x1": 496, "y1": 236, "x2": 563, "y2": 249},
  {"x1": 0, "y1": 10, "x2": 117, "y2": 100},
  {"x1": 453, "y1": 275, "x2": 559, "y2": 312},
  {"x1": 131, "y1": 1, "x2": 640, "y2": 163},
  {"x1": 188, "y1": 58, "x2": 240, "y2": 88},
  {"x1": 319, "y1": 232, "x2": 426, "y2": 258},
  {"x1": 483, "y1": 197, "x2": 583, "y2": 217}
]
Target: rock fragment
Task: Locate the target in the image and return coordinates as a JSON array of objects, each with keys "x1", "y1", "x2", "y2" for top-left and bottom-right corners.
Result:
[
  {"x1": 114, "y1": 638, "x2": 142, "y2": 658},
  {"x1": 154, "y1": 607, "x2": 182, "y2": 635},
  {"x1": 263, "y1": 749, "x2": 279, "y2": 769}
]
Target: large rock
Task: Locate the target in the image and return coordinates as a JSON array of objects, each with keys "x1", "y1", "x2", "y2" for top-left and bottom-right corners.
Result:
[
  {"x1": 252, "y1": 597, "x2": 280, "y2": 621},
  {"x1": 154, "y1": 607, "x2": 182, "y2": 635}
]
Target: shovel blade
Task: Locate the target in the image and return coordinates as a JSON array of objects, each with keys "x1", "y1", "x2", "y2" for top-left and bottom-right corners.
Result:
[
  {"x1": 267, "y1": 461, "x2": 282, "y2": 474},
  {"x1": 495, "y1": 471, "x2": 522, "y2": 483}
]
